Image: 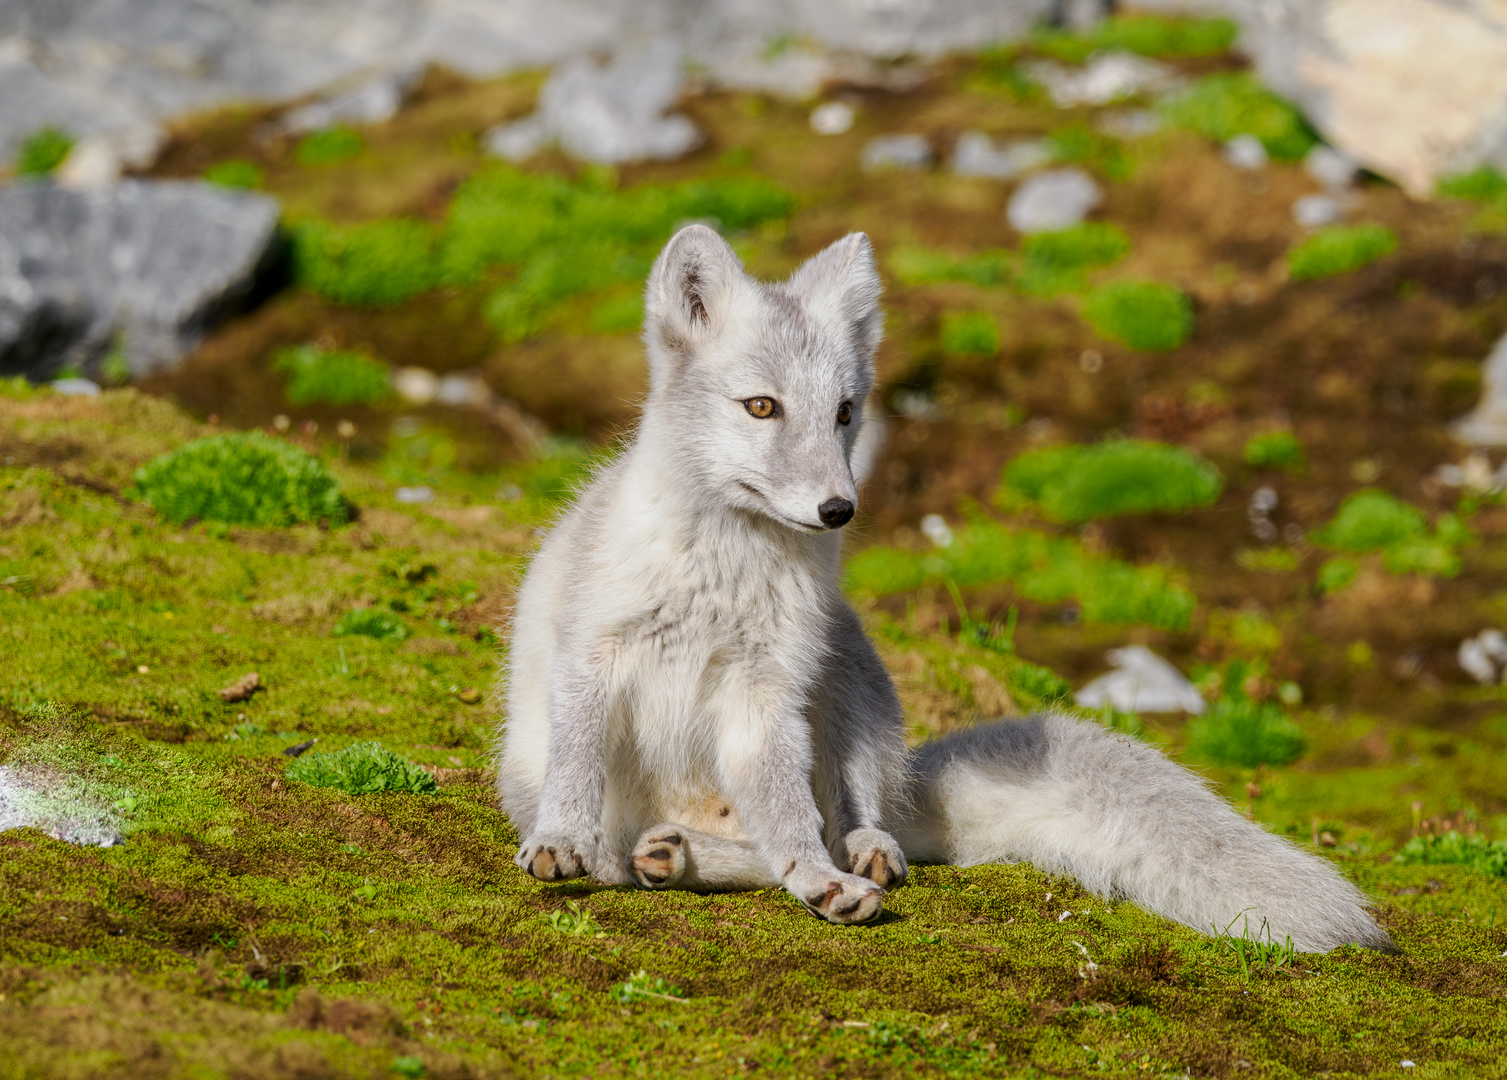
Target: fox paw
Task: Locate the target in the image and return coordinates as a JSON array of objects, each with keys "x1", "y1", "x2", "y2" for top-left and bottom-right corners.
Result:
[
  {"x1": 840, "y1": 828, "x2": 908, "y2": 889},
  {"x1": 786, "y1": 866, "x2": 885, "y2": 925},
  {"x1": 516, "y1": 835, "x2": 592, "y2": 881},
  {"x1": 629, "y1": 826, "x2": 687, "y2": 889}
]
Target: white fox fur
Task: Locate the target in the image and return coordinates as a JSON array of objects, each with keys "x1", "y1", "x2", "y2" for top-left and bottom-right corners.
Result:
[{"x1": 495, "y1": 224, "x2": 1394, "y2": 951}]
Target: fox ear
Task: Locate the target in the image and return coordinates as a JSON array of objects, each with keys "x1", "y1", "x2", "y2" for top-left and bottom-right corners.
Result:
[
  {"x1": 787, "y1": 232, "x2": 883, "y2": 357},
  {"x1": 644, "y1": 224, "x2": 746, "y2": 362}
]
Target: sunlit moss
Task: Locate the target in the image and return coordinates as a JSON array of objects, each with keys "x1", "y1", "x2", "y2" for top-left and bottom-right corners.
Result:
[{"x1": 1003, "y1": 440, "x2": 1221, "y2": 523}]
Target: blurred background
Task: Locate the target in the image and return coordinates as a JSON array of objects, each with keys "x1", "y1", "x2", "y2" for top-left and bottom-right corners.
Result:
[{"x1": 5, "y1": 0, "x2": 1507, "y2": 848}]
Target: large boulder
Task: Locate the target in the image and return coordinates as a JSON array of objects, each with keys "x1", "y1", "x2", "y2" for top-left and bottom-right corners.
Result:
[
  {"x1": 1223, "y1": 0, "x2": 1507, "y2": 197},
  {"x1": 0, "y1": 180, "x2": 280, "y2": 380}
]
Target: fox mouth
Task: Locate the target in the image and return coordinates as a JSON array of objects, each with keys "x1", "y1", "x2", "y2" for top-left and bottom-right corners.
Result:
[{"x1": 737, "y1": 481, "x2": 826, "y2": 532}]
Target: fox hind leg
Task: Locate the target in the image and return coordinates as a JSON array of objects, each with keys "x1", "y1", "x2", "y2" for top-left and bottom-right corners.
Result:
[{"x1": 628, "y1": 823, "x2": 779, "y2": 892}]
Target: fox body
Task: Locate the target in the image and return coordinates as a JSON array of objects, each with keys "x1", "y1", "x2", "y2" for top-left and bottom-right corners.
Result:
[{"x1": 497, "y1": 225, "x2": 1393, "y2": 951}]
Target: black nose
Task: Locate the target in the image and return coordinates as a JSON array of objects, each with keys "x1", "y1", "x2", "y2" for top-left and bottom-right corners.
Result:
[{"x1": 818, "y1": 497, "x2": 855, "y2": 528}]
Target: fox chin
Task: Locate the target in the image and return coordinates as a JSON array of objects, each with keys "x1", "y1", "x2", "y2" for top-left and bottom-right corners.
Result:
[{"x1": 494, "y1": 223, "x2": 1394, "y2": 953}]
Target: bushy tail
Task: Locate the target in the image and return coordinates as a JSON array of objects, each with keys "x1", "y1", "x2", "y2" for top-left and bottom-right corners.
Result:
[{"x1": 890, "y1": 714, "x2": 1395, "y2": 953}]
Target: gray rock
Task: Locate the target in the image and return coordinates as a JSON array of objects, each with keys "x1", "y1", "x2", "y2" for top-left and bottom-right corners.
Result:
[
  {"x1": 951, "y1": 132, "x2": 1051, "y2": 179},
  {"x1": 280, "y1": 67, "x2": 423, "y2": 135},
  {"x1": 485, "y1": 40, "x2": 700, "y2": 164},
  {"x1": 1458, "y1": 628, "x2": 1507, "y2": 684},
  {"x1": 1006, "y1": 168, "x2": 1101, "y2": 233},
  {"x1": 50, "y1": 377, "x2": 100, "y2": 396},
  {"x1": 1223, "y1": 134, "x2": 1268, "y2": 171},
  {"x1": 1023, "y1": 51, "x2": 1176, "y2": 108},
  {"x1": 1292, "y1": 193, "x2": 1343, "y2": 227},
  {"x1": 1304, "y1": 144, "x2": 1359, "y2": 191},
  {"x1": 1223, "y1": 0, "x2": 1507, "y2": 197},
  {"x1": 0, "y1": 180, "x2": 280, "y2": 380},
  {"x1": 1096, "y1": 108, "x2": 1163, "y2": 139},
  {"x1": 861, "y1": 134, "x2": 934, "y2": 172},
  {"x1": 1075, "y1": 646, "x2": 1207, "y2": 715},
  {"x1": 1454, "y1": 331, "x2": 1507, "y2": 447}
]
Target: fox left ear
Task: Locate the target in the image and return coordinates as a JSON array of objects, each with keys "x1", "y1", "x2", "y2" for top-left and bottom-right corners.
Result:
[{"x1": 787, "y1": 232, "x2": 884, "y2": 357}]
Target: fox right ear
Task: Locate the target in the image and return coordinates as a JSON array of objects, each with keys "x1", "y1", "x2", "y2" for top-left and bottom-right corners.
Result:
[{"x1": 644, "y1": 224, "x2": 746, "y2": 363}]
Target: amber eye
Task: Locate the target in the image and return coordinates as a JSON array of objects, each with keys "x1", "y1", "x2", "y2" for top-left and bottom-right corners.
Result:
[
  {"x1": 745, "y1": 397, "x2": 778, "y2": 419},
  {"x1": 837, "y1": 401, "x2": 853, "y2": 425}
]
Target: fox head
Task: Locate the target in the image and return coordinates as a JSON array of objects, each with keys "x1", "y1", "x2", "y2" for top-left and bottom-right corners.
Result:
[{"x1": 641, "y1": 224, "x2": 883, "y2": 533}]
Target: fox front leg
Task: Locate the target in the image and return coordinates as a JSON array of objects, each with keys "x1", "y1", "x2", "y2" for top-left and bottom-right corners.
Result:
[
  {"x1": 516, "y1": 668, "x2": 610, "y2": 882},
  {"x1": 716, "y1": 688, "x2": 885, "y2": 925}
]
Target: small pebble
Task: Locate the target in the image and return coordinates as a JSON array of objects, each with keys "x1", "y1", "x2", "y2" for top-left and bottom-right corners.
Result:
[
  {"x1": 1293, "y1": 194, "x2": 1343, "y2": 228},
  {"x1": 51, "y1": 378, "x2": 102, "y2": 397},
  {"x1": 1224, "y1": 134, "x2": 1268, "y2": 170},
  {"x1": 395, "y1": 486, "x2": 435, "y2": 504},
  {"x1": 1305, "y1": 145, "x2": 1358, "y2": 190},
  {"x1": 810, "y1": 101, "x2": 854, "y2": 135},
  {"x1": 1007, "y1": 168, "x2": 1101, "y2": 234},
  {"x1": 920, "y1": 514, "x2": 954, "y2": 549},
  {"x1": 860, "y1": 134, "x2": 933, "y2": 172}
]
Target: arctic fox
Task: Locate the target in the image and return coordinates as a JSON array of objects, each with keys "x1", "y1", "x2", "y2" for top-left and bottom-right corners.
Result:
[{"x1": 496, "y1": 224, "x2": 1393, "y2": 952}]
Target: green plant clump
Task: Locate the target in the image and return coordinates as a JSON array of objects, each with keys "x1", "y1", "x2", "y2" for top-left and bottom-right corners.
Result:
[
  {"x1": 274, "y1": 344, "x2": 391, "y2": 406},
  {"x1": 1032, "y1": 14, "x2": 1239, "y2": 64},
  {"x1": 203, "y1": 159, "x2": 265, "y2": 189},
  {"x1": 1019, "y1": 222, "x2": 1130, "y2": 296},
  {"x1": 1437, "y1": 165, "x2": 1507, "y2": 206},
  {"x1": 1004, "y1": 440, "x2": 1222, "y2": 523},
  {"x1": 1244, "y1": 430, "x2": 1305, "y2": 471},
  {"x1": 14, "y1": 127, "x2": 75, "y2": 178},
  {"x1": 285, "y1": 741, "x2": 437, "y2": 795},
  {"x1": 129, "y1": 432, "x2": 349, "y2": 527},
  {"x1": 295, "y1": 125, "x2": 365, "y2": 166},
  {"x1": 1047, "y1": 122, "x2": 1132, "y2": 182},
  {"x1": 292, "y1": 219, "x2": 442, "y2": 308},
  {"x1": 1081, "y1": 280, "x2": 1193, "y2": 350},
  {"x1": 846, "y1": 521, "x2": 1196, "y2": 630},
  {"x1": 334, "y1": 608, "x2": 410, "y2": 643},
  {"x1": 1393, "y1": 832, "x2": 1507, "y2": 879},
  {"x1": 939, "y1": 311, "x2": 1001, "y2": 357},
  {"x1": 1288, "y1": 225, "x2": 1398, "y2": 281},
  {"x1": 888, "y1": 247, "x2": 1012, "y2": 287},
  {"x1": 1161, "y1": 72, "x2": 1318, "y2": 162},
  {"x1": 1314, "y1": 491, "x2": 1469, "y2": 580},
  {"x1": 1185, "y1": 673, "x2": 1306, "y2": 769}
]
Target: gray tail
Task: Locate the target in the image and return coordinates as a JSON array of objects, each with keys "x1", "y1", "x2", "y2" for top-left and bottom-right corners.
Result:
[{"x1": 890, "y1": 714, "x2": 1395, "y2": 954}]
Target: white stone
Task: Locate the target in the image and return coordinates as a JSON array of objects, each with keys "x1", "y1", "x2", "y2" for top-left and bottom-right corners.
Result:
[
  {"x1": 1006, "y1": 168, "x2": 1101, "y2": 234},
  {"x1": 1304, "y1": 144, "x2": 1358, "y2": 191},
  {"x1": 395, "y1": 485, "x2": 435, "y2": 504},
  {"x1": 1292, "y1": 193, "x2": 1343, "y2": 228},
  {"x1": 1453, "y1": 332, "x2": 1507, "y2": 446},
  {"x1": 392, "y1": 366, "x2": 439, "y2": 405},
  {"x1": 50, "y1": 377, "x2": 101, "y2": 397},
  {"x1": 861, "y1": 134, "x2": 933, "y2": 172},
  {"x1": 281, "y1": 68, "x2": 421, "y2": 135},
  {"x1": 920, "y1": 513, "x2": 954, "y2": 549},
  {"x1": 810, "y1": 101, "x2": 855, "y2": 135},
  {"x1": 1024, "y1": 52, "x2": 1175, "y2": 108},
  {"x1": 483, "y1": 116, "x2": 549, "y2": 162},
  {"x1": 1224, "y1": 134, "x2": 1269, "y2": 171},
  {"x1": 435, "y1": 371, "x2": 493, "y2": 408},
  {"x1": 1095, "y1": 109, "x2": 1162, "y2": 139},
  {"x1": 951, "y1": 133, "x2": 1051, "y2": 180},
  {"x1": 1457, "y1": 629, "x2": 1507, "y2": 684},
  {"x1": 1075, "y1": 646, "x2": 1206, "y2": 715}
]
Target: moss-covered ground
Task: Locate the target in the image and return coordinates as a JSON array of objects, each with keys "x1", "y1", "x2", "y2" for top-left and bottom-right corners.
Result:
[{"x1": 6, "y1": 11, "x2": 1507, "y2": 1076}]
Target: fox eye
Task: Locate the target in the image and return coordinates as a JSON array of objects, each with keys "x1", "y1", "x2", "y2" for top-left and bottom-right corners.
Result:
[
  {"x1": 744, "y1": 397, "x2": 779, "y2": 419},
  {"x1": 837, "y1": 401, "x2": 853, "y2": 425}
]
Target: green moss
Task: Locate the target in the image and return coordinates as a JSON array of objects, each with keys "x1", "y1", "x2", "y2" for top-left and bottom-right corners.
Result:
[
  {"x1": 128, "y1": 433, "x2": 349, "y2": 527},
  {"x1": 1315, "y1": 490, "x2": 1423, "y2": 552},
  {"x1": 295, "y1": 126, "x2": 365, "y2": 166},
  {"x1": 1032, "y1": 13, "x2": 1239, "y2": 64},
  {"x1": 292, "y1": 219, "x2": 442, "y2": 308},
  {"x1": 203, "y1": 159, "x2": 265, "y2": 189},
  {"x1": 1003, "y1": 440, "x2": 1221, "y2": 523},
  {"x1": 14, "y1": 127, "x2": 75, "y2": 177},
  {"x1": 1317, "y1": 557, "x2": 1358, "y2": 593},
  {"x1": 1018, "y1": 222, "x2": 1129, "y2": 296},
  {"x1": 1437, "y1": 165, "x2": 1507, "y2": 204},
  {"x1": 285, "y1": 741, "x2": 438, "y2": 795},
  {"x1": 939, "y1": 311, "x2": 1001, "y2": 357},
  {"x1": 274, "y1": 345, "x2": 391, "y2": 407},
  {"x1": 1186, "y1": 679, "x2": 1306, "y2": 769},
  {"x1": 888, "y1": 247, "x2": 1012, "y2": 287},
  {"x1": 1394, "y1": 833, "x2": 1507, "y2": 878},
  {"x1": 1244, "y1": 430, "x2": 1305, "y2": 471},
  {"x1": 846, "y1": 521, "x2": 1197, "y2": 630},
  {"x1": 1047, "y1": 122, "x2": 1132, "y2": 182},
  {"x1": 334, "y1": 608, "x2": 410, "y2": 642},
  {"x1": 1161, "y1": 72, "x2": 1318, "y2": 162},
  {"x1": 1288, "y1": 224, "x2": 1398, "y2": 281},
  {"x1": 1081, "y1": 280, "x2": 1193, "y2": 350}
]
